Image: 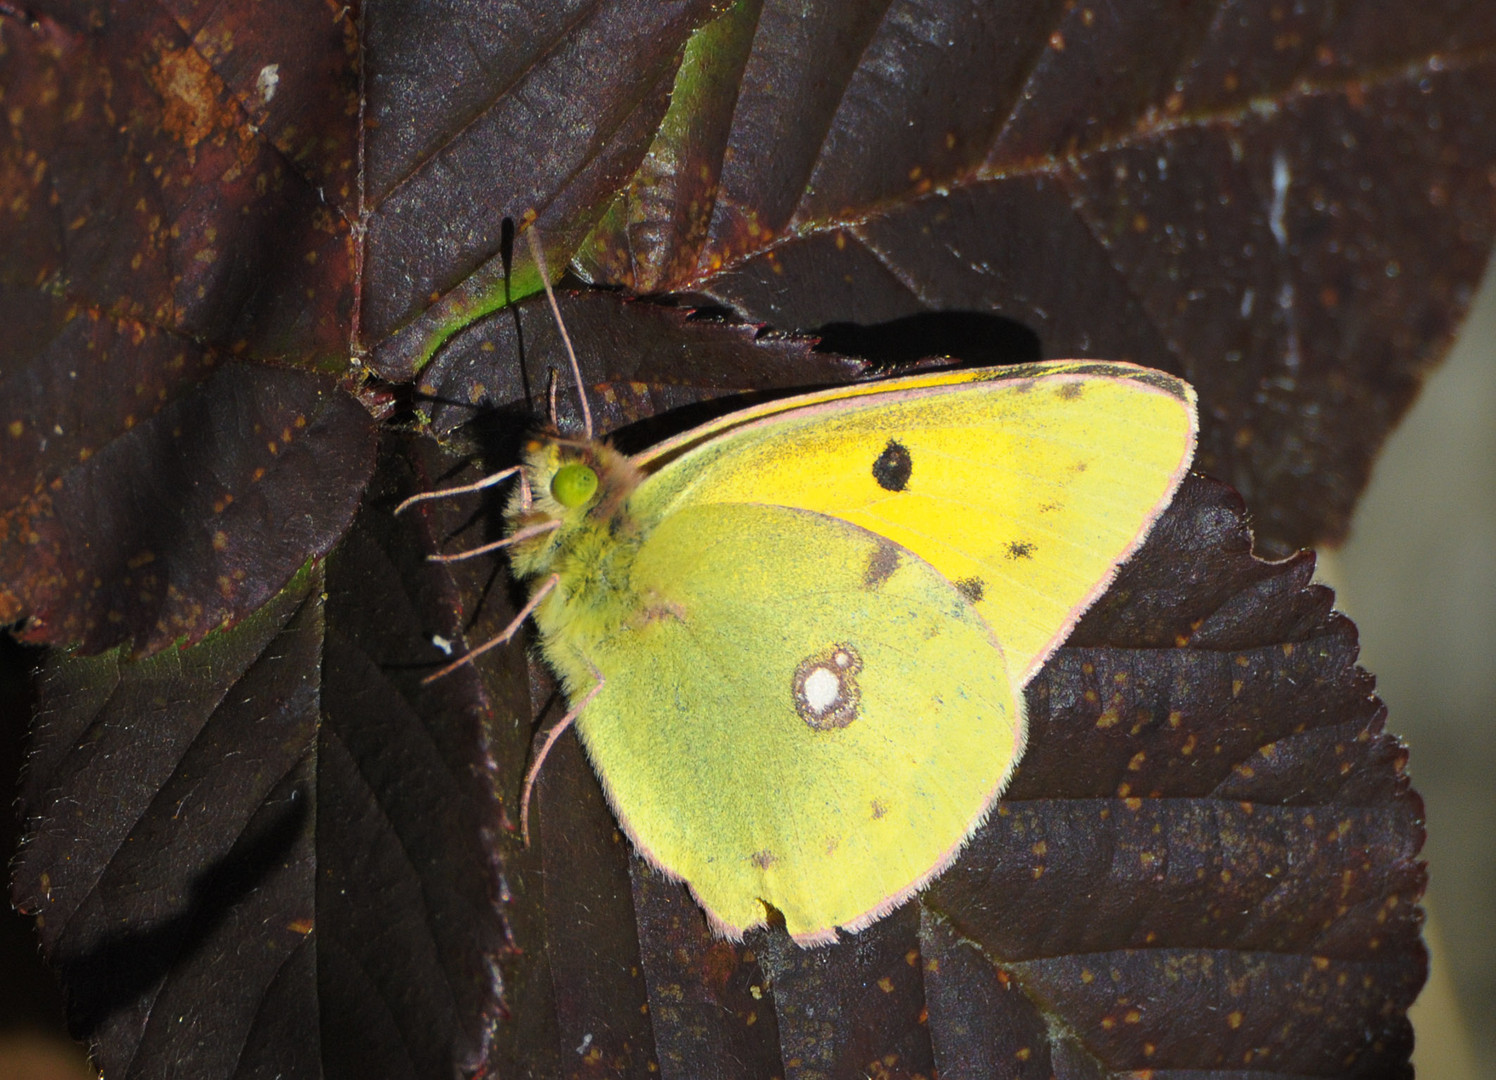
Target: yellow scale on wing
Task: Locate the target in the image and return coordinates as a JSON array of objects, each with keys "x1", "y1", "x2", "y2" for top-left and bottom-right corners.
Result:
[{"x1": 631, "y1": 362, "x2": 1198, "y2": 687}]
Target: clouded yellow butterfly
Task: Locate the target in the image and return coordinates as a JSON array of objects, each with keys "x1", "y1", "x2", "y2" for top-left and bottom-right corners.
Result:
[{"x1": 405, "y1": 266, "x2": 1197, "y2": 946}]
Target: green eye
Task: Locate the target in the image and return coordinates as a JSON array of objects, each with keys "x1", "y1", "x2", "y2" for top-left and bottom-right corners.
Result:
[{"x1": 551, "y1": 462, "x2": 599, "y2": 508}]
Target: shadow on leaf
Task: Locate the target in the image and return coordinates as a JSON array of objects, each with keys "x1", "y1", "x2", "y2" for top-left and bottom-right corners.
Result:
[{"x1": 58, "y1": 785, "x2": 310, "y2": 1039}]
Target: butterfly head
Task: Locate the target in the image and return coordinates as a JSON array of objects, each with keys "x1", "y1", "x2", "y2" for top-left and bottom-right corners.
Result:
[{"x1": 505, "y1": 435, "x2": 643, "y2": 573}]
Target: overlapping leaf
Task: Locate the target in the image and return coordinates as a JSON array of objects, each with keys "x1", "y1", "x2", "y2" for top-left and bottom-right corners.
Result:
[
  {"x1": 361, "y1": 0, "x2": 724, "y2": 374},
  {"x1": 414, "y1": 289, "x2": 893, "y2": 440}
]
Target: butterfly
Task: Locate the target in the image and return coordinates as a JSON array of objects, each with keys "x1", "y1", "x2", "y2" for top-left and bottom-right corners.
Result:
[{"x1": 403, "y1": 259, "x2": 1197, "y2": 947}]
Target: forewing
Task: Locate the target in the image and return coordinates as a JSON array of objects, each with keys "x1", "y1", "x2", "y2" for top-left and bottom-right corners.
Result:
[
  {"x1": 630, "y1": 362, "x2": 1197, "y2": 686},
  {"x1": 572, "y1": 503, "x2": 1018, "y2": 945}
]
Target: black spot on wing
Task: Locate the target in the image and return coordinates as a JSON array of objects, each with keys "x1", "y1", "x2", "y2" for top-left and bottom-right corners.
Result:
[
  {"x1": 1006, "y1": 541, "x2": 1035, "y2": 560},
  {"x1": 862, "y1": 544, "x2": 900, "y2": 589},
  {"x1": 955, "y1": 577, "x2": 985, "y2": 603},
  {"x1": 872, "y1": 440, "x2": 912, "y2": 492}
]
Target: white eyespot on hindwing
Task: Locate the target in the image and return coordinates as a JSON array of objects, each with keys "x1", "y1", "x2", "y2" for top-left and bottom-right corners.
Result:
[{"x1": 792, "y1": 644, "x2": 863, "y2": 731}]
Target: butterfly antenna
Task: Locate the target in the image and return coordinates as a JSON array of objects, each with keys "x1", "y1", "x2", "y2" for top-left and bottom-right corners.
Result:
[
  {"x1": 546, "y1": 366, "x2": 560, "y2": 431},
  {"x1": 525, "y1": 228, "x2": 593, "y2": 440}
]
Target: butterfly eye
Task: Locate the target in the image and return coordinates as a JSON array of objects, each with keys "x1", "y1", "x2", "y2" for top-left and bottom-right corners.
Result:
[{"x1": 551, "y1": 462, "x2": 599, "y2": 508}]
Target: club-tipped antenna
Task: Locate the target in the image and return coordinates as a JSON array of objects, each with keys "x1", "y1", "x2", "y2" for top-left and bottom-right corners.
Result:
[{"x1": 525, "y1": 229, "x2": 593, "y2": 441}]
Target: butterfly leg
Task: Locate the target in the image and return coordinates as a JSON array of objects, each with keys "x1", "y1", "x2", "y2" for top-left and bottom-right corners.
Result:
[
  {"x1": 393, "y1": 464, "x2": 523, "y2": 515},
  {"x1": 420, "y1": 572, "x2": 560, "y2": 684},
  {"x1": 427, "y1": 518, "x2": 559, "y2": 563},
  {"x1": 519, "y1": 672, "x2": 604, "y2": 846}
]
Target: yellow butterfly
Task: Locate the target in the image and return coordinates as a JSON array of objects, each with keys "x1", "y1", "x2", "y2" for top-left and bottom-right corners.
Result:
[{"x1": 406, "y1": 278, "x2": 1197, "y2": 947}]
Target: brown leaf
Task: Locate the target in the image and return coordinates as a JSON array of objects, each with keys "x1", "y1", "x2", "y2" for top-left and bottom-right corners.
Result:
[{"x1": 580, "y1": 1, "x2": 1496, "y2": 550}]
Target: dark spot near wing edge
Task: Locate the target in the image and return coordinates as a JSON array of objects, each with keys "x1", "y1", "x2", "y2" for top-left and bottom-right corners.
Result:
[
  {"x1": 872, "y1": 440, "x2": 912, "y2": 492},
  {"x1": 955, "y1": 577, "x2": 985, "y2": 603},
  {"x1": 862, "y1": 544, "x2": 901, "y2": 589}
]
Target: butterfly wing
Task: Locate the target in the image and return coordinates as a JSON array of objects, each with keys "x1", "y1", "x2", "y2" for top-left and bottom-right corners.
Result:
[
  {"x1": 629, "y1": 361, "x2": 1197, "y2": 687},
  {"x1": 573, "y1": 501, "x2": 1019, "y2": 946}
]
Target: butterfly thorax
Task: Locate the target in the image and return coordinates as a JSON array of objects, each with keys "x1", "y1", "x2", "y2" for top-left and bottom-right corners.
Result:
[{"x1": 505, "y1": 436, "x2": 650, "y2": 694}]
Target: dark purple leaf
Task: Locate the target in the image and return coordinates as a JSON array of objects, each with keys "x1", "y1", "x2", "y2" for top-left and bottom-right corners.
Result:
[
  {"x1": 314, "y1": 435, "x2": 515, "y2": 1080},
  {"x1": 414, "y1": 290, "x2": 888, "y2": 440},
  {"x1": 579, "y1": 1, "x2": 1496, "y2": 551},
  {"x1": 927, "y1": 478, "x2": 1425, "y2": 1078},
  {"x1": 12, "y1": 568, "x2": 324, "y2": 1077},
  {"x1": 0, "y1": 360, "x2": 376, "y2": 655},
  {"x1": 0, "y1": 5, "x2": 374, "y2": 656},
  {"x1": 11, "y1": 433, "x2": 512, "y2": 1078},
  {"x1": 363, "y1": 0, "x2": 723, "y2": 375}
]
